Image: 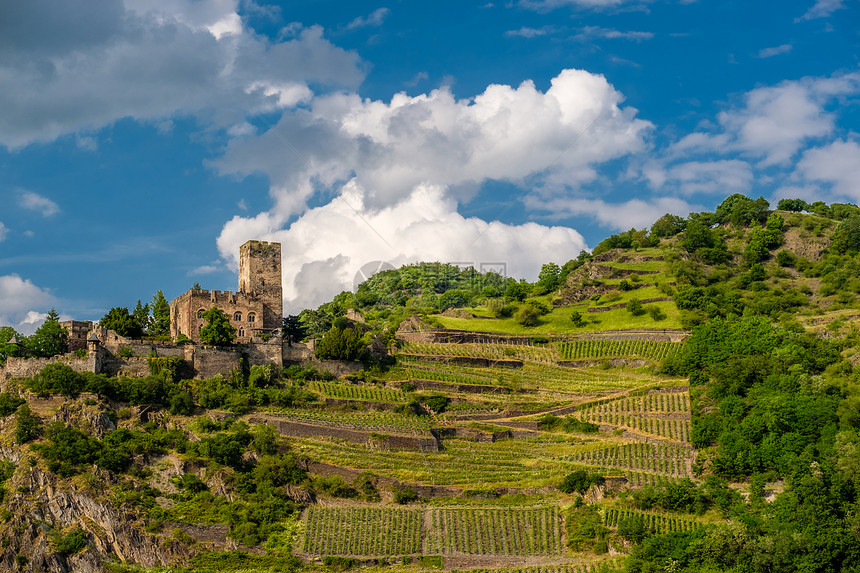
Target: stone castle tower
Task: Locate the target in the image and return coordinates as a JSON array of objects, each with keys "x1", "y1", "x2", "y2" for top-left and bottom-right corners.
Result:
[{"x1": 170, "y1": 240, "x2": 283, "y2": 343}]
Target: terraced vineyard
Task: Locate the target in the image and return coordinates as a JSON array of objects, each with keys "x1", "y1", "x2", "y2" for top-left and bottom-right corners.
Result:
[
  {"x1": 398, "y1": 356, "x2": 659, "y2": 394},
  {"x1": 303, "y1": 507, "x2": 422, "y2": 555},
  {"x1": 290, "y1": 432, "x2": 586, "y2": 488},
  {"x1": 603, "y1": 508, "x2": 704, "y2": 534},
  {"x1": 556, "y1": 340, "x2": 683, "y2": 362},
  {"x1": 302, "y1": 506, "x2": 560, "y2": 557},
  {"x1": 566, "y1": 442, "x2": 692, "y2": 478},
  {"x1": 307, "y1": 381, "x2": 408, "y2": 403},
  {"x1": 286, "y1": 322, "x2": 698, "y2": 568},
  {"x1": 276, "y1": 407, "x2": 432, "y2": 434},
  {"x1": 402, "y1": 341, "x2": 560, "y2": 363},
  {"x1": 575, "y1": 390, "x2": 691, "y2": 442},
  {"x1": 425, "y1": 507, "x2": 560, "y2": 555}
]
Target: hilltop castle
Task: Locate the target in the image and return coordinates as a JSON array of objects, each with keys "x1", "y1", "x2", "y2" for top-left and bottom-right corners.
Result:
[{"x1": 170, "y1": 240, "x2": 283, "y2": 343}]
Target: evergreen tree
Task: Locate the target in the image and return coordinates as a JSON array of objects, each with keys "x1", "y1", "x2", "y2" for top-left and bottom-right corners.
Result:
[
  {"x1": 27, "y1": 309, "x2": 69, "y2": 357},
  {"x1": 132, "y1": 299, "x2": 150, "y2": 335},
  {"x1": 150, "y1": 290, "x2": 171, "y2": 336},
  {"x1": 282, "y1": 315, "x2": 305, "y2": 346},
  {"x1": 99, "y1": 307, "x2": 142, "y2": 338}
]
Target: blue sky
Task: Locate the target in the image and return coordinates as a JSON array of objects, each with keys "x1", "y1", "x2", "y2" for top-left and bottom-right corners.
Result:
[{"x1": 1, "y1": 0, "x2": 858, "y2": 332}]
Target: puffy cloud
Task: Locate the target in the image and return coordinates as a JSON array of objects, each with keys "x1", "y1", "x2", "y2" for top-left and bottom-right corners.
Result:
[
  {"x1": 796, "y1": 0, "x2": 846, "y2": 21},
  {"x1": 0, "y1": 274, "x2": 56, "y2": 334},
  {"x1": 717, "y1": 73, "x2": 860, "y2": 166},
  {"x1": 219, "y1": 182, "x2": 588, "y2": 311},
  {"x1": 215, "y1": 68, "x2": 652, "y2": 217},
  {"x1": 213, "y1": 67, "x2": 650, "y2": 309},
  {"x1": 644, "y1": 160, "x2": 754, "y2": 196},
  {"x1": 796, "y1": 140, "x2": 860, "y2": 200},
  {"x1": 18, "y1": 191, "x2": 60, "y2": 216},
  {"x1": 672, "y1": 73, "x2": 860, "y2": 167},
  {"x1": 524, "y1": 195, "x2": 697, "y2": 231},
  {"x1": 0, "y1": 0, "x2": 364, "y2": 148}
]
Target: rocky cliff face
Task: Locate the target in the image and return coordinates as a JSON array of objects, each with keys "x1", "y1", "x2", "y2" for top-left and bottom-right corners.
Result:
[{"x1": 0, "y1": 464, "x2": 193, "y2": 572}]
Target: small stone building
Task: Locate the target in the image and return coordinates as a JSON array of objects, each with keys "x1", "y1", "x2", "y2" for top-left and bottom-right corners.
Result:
[
  {"x1": 170, "y1": 240, "x2": 283, "y2": 343},
  {"x1": 60, "y1": 320, "x2": 94, "y2": 352}
]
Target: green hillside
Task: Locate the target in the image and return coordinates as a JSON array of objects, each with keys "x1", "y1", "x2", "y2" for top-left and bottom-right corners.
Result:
[{"x1": 2, "y1": 194, "x2": 860, "y2": 572}]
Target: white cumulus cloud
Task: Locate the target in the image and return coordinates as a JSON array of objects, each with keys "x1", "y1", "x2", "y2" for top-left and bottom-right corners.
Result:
[
  {"x1": 212, "y1": 67, "x2": 651, "y2": 309},
  {"x1": 795, "y1": 139, "x2": 860, "y2": 200},
  {"x1": 219, "y1": 182, "x2": 588, "y2": 312},
  {"x1": 215, "y1": 68, "x2": 652, "y2": 219},
  {"x1": 0, "y1": 274, "x2": 56, "y2": 334},
  {"x1": 524, "y1": 195, "x2": 698, "y2": 231}
]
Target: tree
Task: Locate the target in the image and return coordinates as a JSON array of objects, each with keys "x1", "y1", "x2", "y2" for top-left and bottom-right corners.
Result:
[
  {"x1": 650, "y1": 213, "x2": 686, "y2": 238},
  {"x1": 537, "y1": 262, "x2": 561, "y2": 292},
  {"x1": 777, "y1": 198, "x2": 809, "y2": 212},
  {"x1": 132, "y1": 299, "x2": 150, "y2": 335},
  {"x1": 99, "y1": 307, "x2": 143, "y2": 338},
  {"x1": 314, "y1": 323, "x2": 368, "y2": 360},
  {"x1": 715, "y1": 194, "x2": 769, "y2": 227},
  {"x1": 831, "y1": 215, "x2": 860, "y2": 254},
  {"x1": 199, "y1": 307, "x2": 236, "y2": 346},
  {"x1": 150, "y1": 291, "x2": 171, "y2": 337},
  {"x1": 682, "y1": 217, "x2": 714, "y2": 252},
  {"x1": 27, "y1": 309, "x2": 69, "y2": 357},
  {"x1": 0, "y1": 326, "x2": 22, "y2": 363},
  {"x1": 15, "y1": 403, "x2": 41, "y2": 443},
  {"x1": 282, "y1": 315, "x2": 306, "y2": 346}
]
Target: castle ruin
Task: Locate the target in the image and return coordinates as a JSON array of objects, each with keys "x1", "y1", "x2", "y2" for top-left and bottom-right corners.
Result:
[{"x1": 169, "y1": 240, "x2": 283, "y2": 343}]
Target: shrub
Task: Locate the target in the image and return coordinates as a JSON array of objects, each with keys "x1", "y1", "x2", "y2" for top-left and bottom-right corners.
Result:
[
  {"x1": 27, "y1": 363, "x2": 86, "y2": 398},
  {"x1": 51, "y1": 527, "x2": 88, "y2": 556},
  {"x1": 646, "y1": 305, "x2": 666, "y2": 321},
  {"x1": 421, "y1": 394, "x2": 449, "y2": 413},
  {"x1": 15, "y1": 404, "x2": 41, "y2": 443},
  {"x1": 515, "y1": 305, "x2": 540, "y2": 327},
  {"x1": 777, "y1": 249, "x2": 797, "y2": 268},
  {"x1": 313, "y1": 475, "x2": 358, "y2": 498},
  {"x1": 324, "y1": 556, "x2": 358, "y2": 571},
  {"x1": 0, "y1": 393, "x2": 24, "y2": 417},
  {"x1": 618, "y1": 514, "x2": 650, "y2": 543},
  {"x1": 626, "y1": 298, "x2": 645, "y2": 316},
  {"x1": 538, "y1": 414, "x2": 599, "y2": 434},
  {"x1": 558, "y1": 469, "x2": 605, "y2": 495},
  {"x1": 393, "y1": 485, "x2": 419, "y2": 504}
]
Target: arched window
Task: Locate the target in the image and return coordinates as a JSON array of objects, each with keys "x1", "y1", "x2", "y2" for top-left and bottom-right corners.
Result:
[
  {"x1": 239, "y1": 328, "x2": 245, "y2": 337},
  {"x1": 197, "y1": 309, "x2": 206, "y2": 318},
  {"x1": 233, "y1": 312, "x2": 242, "y2": 321},
  {"x1": 248, "y1": 313, "x2": 256, "y2": 323}
]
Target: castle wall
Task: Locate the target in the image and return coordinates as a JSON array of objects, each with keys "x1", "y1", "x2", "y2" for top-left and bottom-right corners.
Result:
[
  {"x1": 170, "y1": 289, "x2": 265, "y2": 344},
  {"x1": 2, "y1": 354, "x2": 98, "y2": 382}
]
